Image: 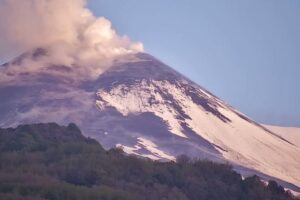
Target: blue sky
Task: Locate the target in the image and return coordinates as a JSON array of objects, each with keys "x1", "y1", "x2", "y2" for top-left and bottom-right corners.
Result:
[{"x1": 88, "y1": 0, "x2": 300, "y2": 127}]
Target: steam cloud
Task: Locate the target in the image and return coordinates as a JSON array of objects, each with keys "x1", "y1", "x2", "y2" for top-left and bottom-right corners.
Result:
[{"x1": 0, "y1": 0, "x2": 144, "y2": 82}]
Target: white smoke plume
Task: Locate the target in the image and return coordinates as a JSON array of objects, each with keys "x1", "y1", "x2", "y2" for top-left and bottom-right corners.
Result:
[{"x1": 0, "y1": 0, "x2": 144, "y2": 82}]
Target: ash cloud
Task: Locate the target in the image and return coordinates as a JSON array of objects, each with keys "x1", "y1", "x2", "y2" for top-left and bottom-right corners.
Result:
[{"x1": 0, "y1": 0, "x2": 143, "y2": 82}]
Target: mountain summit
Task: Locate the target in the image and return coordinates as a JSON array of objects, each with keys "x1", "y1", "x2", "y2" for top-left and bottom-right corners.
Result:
[{"x1": 1, "y1": 51, "x2": 300, "y2": 191}]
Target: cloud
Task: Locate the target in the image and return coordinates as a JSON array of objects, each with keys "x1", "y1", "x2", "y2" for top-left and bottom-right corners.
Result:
[
  {"x1": 0, "y1": 0, "x2": 145, "y2": 133},
  {"x1": 0, "y1": 0, "x2": 143, "y2": 81}
]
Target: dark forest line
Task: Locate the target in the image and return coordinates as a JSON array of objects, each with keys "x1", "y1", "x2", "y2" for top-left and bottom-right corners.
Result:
[{"x1": 0, "y1": 123, "x2": 298, "y2": 200}]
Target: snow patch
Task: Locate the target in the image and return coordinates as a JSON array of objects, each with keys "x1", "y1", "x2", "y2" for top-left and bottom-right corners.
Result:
[
  {"x1": 264, "y1": 125, "x2": 300, "y2": 148},
  {"x1": 97, "y1": 78, "x2": 300, "y2": 188},
  {"x1": 116, "y1": 137, "x2": 175, "y2": 161}
]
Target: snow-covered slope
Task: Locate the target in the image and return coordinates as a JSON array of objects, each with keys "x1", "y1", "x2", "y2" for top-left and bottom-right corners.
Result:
[
  {"x1": 94, "y1": 53, "x2": 300, "y2": 189},
  {"x1": 264, "y1": 125, "x2": 300, "y2": 148},
  {"x1": 1, "y1": 51, "x2": 300, "y2": 191}
]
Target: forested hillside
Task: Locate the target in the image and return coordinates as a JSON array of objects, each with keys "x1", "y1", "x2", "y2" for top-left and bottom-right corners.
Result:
[{"x1": 0, "y1": 123, "x2": 297, "y2": 200}]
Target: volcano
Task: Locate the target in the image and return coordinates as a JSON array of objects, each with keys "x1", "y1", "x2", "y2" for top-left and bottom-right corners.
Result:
[{"x1": 1, "y1": 50, "x2": 300, "y2": 192}]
